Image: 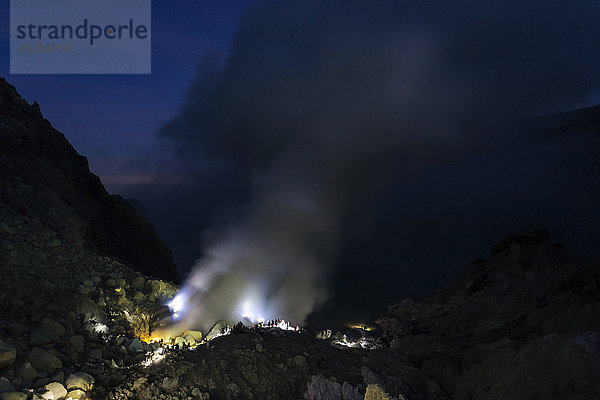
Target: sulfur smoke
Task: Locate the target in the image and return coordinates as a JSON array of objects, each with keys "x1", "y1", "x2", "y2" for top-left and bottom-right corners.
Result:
[{"x1": 156, "y1": 0, "x2": 600, "y2": 335}]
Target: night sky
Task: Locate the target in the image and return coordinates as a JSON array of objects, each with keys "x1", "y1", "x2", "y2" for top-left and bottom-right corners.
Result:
[
  {"x1": 3, "y1": 1, "x2": 600, "y2": 328},
  {"x1": 1, "y1": 1, "x2": 255, "y2": 186}
]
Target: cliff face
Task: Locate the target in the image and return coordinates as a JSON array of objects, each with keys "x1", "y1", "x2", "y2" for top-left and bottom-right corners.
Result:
[
  {"x1": 0, "y1": 77, "x2": 179, "y2": 282},
  {"x1": 377, "y1": 230, "x2": 600, "y2": 399}
]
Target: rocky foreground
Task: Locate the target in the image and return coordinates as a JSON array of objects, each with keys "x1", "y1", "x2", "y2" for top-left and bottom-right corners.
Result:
[
  {"x1": 2, "y1": 217, "x2": 599, "y2": 400},
  {"x1": 0, "y1": 204, "x2": 438, "y2": 399}
]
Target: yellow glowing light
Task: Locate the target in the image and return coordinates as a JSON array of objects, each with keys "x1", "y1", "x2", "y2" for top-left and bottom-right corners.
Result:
[{"x1": 347, "y1": 323, "x2": 375, "y2": 331}]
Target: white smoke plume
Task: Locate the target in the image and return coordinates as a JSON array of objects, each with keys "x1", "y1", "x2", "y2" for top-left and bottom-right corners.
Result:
[{"x1": 155, "y1": 0, "x2": 600, "y2": 336}]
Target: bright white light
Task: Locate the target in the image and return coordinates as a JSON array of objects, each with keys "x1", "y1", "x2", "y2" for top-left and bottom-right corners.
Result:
[
  {"x1": 333, "y1": 337, "x2": 379, "y2": 350},
  {"x1": 168, "y1": 294, "x2": 186, "y2": 313},
  {"x1": 167, "y1": 292, "x2": 188, "y2": 320},
  {"x1": 238, "y1": 295, "x2": 274, "y2": 324},
  {"x1": 93, "y1": 323, "x2": 109, "y2": 334},
  {"x1": 142, "y1": 348, "x2": 166, "y2": 367}
]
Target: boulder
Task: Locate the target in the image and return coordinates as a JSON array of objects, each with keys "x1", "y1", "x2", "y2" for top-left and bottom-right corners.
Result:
[
  {"x1": 77, "y1": 286, "x2": 91, "y2": 296},
  {"x1": 16, "y1": 362, "x2": 37, "y2": 382},
  {"x1": 28, "y1": 348, "x2": 62, "y2": 375},
  {"x1": 65, "y1": 390, "x2": 86, "y2": 400},
  {"x1": 30, "y1": 330, "x2": 59, "y2": 345},
  {"x1": 132, "y1": 276, "x2": 146, "y2": 290},
  {"x1": 0, "y1": 343, "x2": 16, "y2": 368},
  {"x1": 69, "y1": 336, "x2": 84, "y2": 353},
  {"x1": 131, "y1": 377, "x2": 147, "y2": 390},
  {"x1": 65, "y1": 372, "x2": 94, "y2": 392},
  {"x1": 0, "y1": 393, "x2": 27, "y2": 400},
  {"x1": 364, "y1": 384, "x2": 394, "y2": 400},
  {"x1": 41, "y1": 318, "x2": 65, "y2": 337},
  {"x1": 183, "y1": 330, "x2": 203, "y2": 342},
  {"x1": 0, "y1": 377, "x2": 15, "y2": 393},
  {"x1": 289, "y1": 355, "x2": 308, "y2": 370},
  {"x1": 50, "y1": 371, "x2": 64, "y2": 385},
  {"x1": 161, "y1": 377, "x2": 179, "y2": 391},
  {"x1": 132, "y1": 292, "x2": 146, "y2": 302},
  {"x1": 89, "y1": 349, "x2": 102, "y2": 360},
  {"x1": 127, "y1": 338, "x2": 144, "y2": 353},
  {"x1": 43, "y1": 382, "x2": 67, "y2": 400},
  {"x1": 206, "y1": 320, "x2": 233, "y2": 341}
]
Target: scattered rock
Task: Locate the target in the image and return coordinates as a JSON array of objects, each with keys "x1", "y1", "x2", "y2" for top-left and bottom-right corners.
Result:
[
  {"x1": 161, "y1": 377, "x2": 179, "y2": 391},
  {"x1": 28, "y1": 348, "x2": 62, "y2": 375},
  {"x1": 16, "y1": 362, "x2": 37, "y2": 382},
  {"x1": 0, "y1": 392, "x2": 27, "y2": 400},
  {"x1": 89, "y1": 348, "x2": 102, "y2": 360},
  {"x1": 43, "y1": 382, "x2": 67, "y2": 400},
  {"x1": 183, "y1": 330, "x2": 203, "y2": 342},
  {"x1": 41, "y1": 318, "x2": 65, "y2": 337},
  {"x1": 30, "y1": 330, "x2": 59, "y2": 345},
  {"x1": 69, "y1": 336, "x2": 84, "y2": 353},
  {"x1": 290, "y1": 354, "x2": 308, "y2": 370},
  {"x1": 364, "y1": 384, "x2": 394, "y2": 400},
  {"x1": 77, "y1": 286, "x2": 91, "y2": 296},
  {"x1": 0, "y1": 343, "x2": 16, "y2": 368},
  {"x1": 65, "y1": 389, "x2": 86, "y2": 400},
  {"x1": 66, "y1": 372, "x2": 95, "y2": 392},
  {"x1": 127, "y1": 338, "x2": 144, "y2": 353},
  {"x1": 131, "y1": 377, "x2": 147, "y2": 390},
  {"x1": 0, "y1": 377, "x2": 15, "y2": 393}
]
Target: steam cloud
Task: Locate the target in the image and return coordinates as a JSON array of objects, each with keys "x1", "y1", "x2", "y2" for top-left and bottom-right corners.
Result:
[{"x1": 157, "y1": 0, "x2": 600, "y2": 334}]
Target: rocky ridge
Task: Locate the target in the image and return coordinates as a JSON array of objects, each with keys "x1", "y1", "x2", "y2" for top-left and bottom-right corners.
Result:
[
  {"x1": 377, "y1": 231, "x2": 600, "y2": 399},
  {"x1": 0, "y1": 77, "x2": 179, "y2": 282}
]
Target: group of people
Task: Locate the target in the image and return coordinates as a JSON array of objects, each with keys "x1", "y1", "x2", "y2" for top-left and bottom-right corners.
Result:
[{"x1": 255, "y1": 319, "x2": 301, "y2": 332}]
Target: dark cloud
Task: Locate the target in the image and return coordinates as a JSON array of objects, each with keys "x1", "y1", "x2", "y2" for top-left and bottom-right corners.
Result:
[{"x1": 155, "y1": 0, "x2": 600, "y2": 330}]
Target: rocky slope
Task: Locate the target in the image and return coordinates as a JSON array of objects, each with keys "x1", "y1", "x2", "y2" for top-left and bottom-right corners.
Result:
[
  {"x1": 0, "y1": 203, "x2": 434, "y2": 400},
  {"x1": 377, "y1": 230, "x2": 600, "y2": 399},
  {"x1": 0, "y1": 77, "x2": 179, "y2": 282},
  {"x1": 0, "y1": 209, "x2": 179, "y2": 399}
]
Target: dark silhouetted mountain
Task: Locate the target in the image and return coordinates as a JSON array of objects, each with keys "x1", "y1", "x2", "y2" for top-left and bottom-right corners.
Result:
[
  {"x1": 0, "y1": 77, "x2": 179, "y2": 282},
  {"x1": 377, "y1": 230, "x2": 600, "y2": 399}
]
